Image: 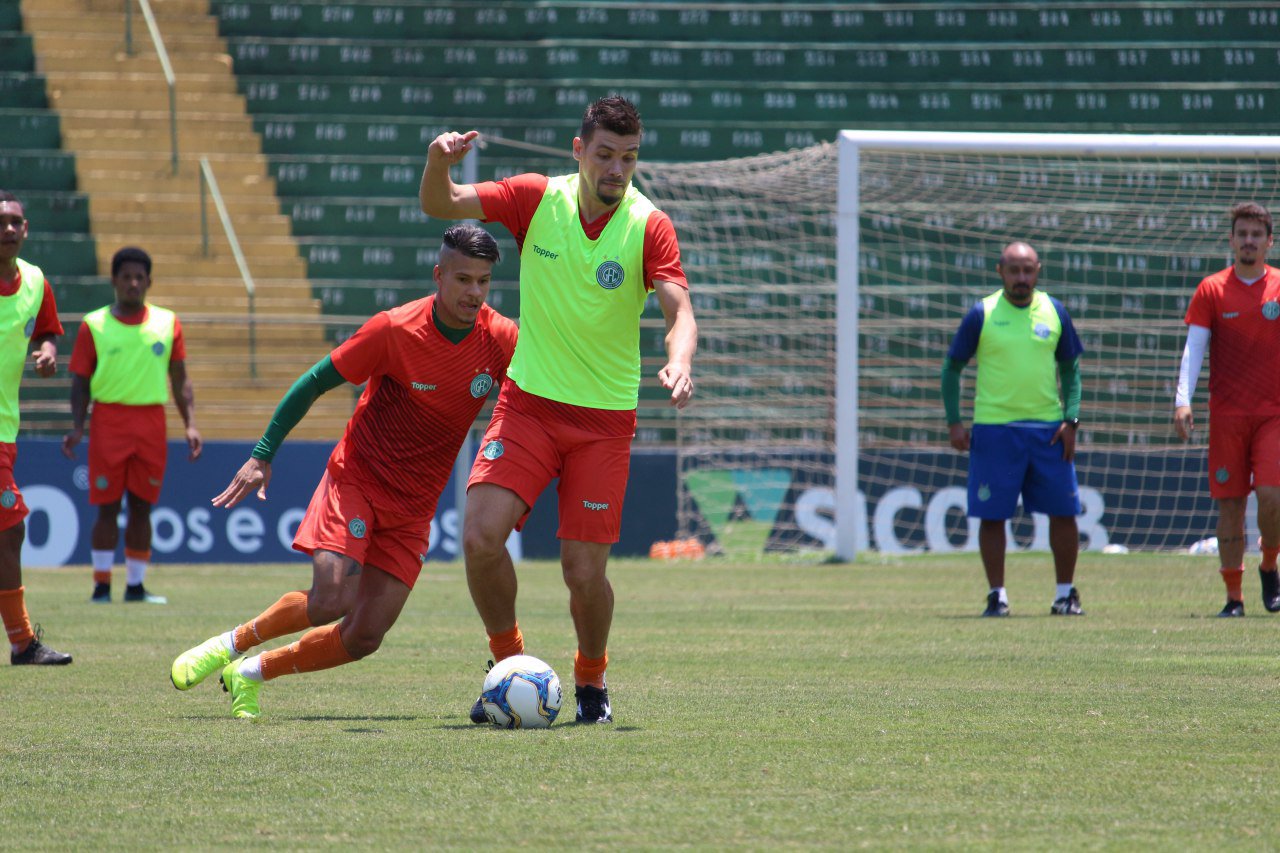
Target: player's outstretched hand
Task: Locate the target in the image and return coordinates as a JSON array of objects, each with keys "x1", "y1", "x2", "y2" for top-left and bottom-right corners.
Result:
[
  {"x1": 212, "y1": 457, "x2": 270, "y2": 508},
  {"x1": 186, "y1": 426, "x2": 203, "y2": 462},
  {"x1": 658, "y1": 362, "x2": 694, "y2": 409},
  {"x1": 428, "y1": 130, "x2": 480, "y2": 167},
  {"x1": 1173, "y1": 405, "x2": 1194, "y2": 442},
  {"x1": 31, "y1": 342, "x2": 55, "y2": 377},
  {"x1": 948, "y1": 423, "x2": 970, "y2": 452},
  {"x1": 61, "y1": 427, "x2": 83, "y2": 459}
]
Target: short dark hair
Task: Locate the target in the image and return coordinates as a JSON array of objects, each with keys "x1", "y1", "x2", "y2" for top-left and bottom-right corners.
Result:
[
  {"x1": 111, "y1": 246, "x2": 152, "y2": 276},
  {"x1": 580, "y1": 95, "x2": 643, "y2": 143},
  {"x1": 0, "y1": 189, "x2": 19, "y2": 206},
  {"x1": 441, "y1": 223, "x2": 499, "y2": 264},
  {"x1": 1231, "y1": 202, "x2": 1273, "y2": 237}
]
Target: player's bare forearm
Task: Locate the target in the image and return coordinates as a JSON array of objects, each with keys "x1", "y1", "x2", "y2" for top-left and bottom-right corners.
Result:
[
  {"x1": 655, "y1": 280, "x2": 697, "y2": 408},
  {"x1": 420, "y1": 130, "x2": 485, "y2": 219},
  {"x1": 62, "y1": 373, "x2": 91, "y2": 458}
]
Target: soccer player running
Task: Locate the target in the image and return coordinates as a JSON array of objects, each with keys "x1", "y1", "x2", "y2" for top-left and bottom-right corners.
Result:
[
  {"x1": 942, "y1": 242, "x2": 1086, "y2": 617},
  {"x1": 170, "y1": 224, "x2": 516, "y2": 719},
  {"x1": 62, "y1": 247, "x2": 201, "y2": 605},
  {"x1": 1175, "y1": 202, "x2": 1280, "y2": 617},
  {"x1": 0, "y1": 190, "x2": 71, "y2": 665},
  {"x1": 419, "y1": 96, "x2": 697, "y2": 724}
]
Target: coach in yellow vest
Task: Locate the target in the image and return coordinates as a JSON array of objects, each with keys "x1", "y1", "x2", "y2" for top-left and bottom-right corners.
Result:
[
  {"x1": 62, "y1": 247, "x2": 202, "y2": 604},
  {"x1": 0, "y1": 189, "x2": 72, "y2": 665},
  {"x1": 421, "y1": 97, "x2": 698, "y2": 724}
]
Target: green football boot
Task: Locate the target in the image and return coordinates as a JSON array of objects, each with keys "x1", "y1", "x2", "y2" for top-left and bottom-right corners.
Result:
[
  {"x1": 170, "y1": 636, "x2": 233, "y2": 690},
  {"x1": 219, "y1": 661, "x2": 262, "y2": 719}
]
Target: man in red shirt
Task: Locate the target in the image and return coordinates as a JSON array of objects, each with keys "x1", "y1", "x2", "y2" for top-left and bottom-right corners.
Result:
[
  {"x1": 62, "y1": 247, "x2": 202, "y2": 605},
  {"x1": 420, "y1": 96, "x2": 698, "y2": 724},
  {"x1": 169, "y1": 224, "x2": 517, "y2": 718},
  {"x1": 0, "y1": 190, "x2": 71, "y2": 665},
  {"x1": 1175, "y1": 202, "x2": 1280, "y2": 617}
]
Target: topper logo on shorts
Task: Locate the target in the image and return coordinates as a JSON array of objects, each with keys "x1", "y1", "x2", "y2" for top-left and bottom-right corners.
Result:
[
  {"x1": 595, "y1": 260, "x2": 625, "y2": 290},
  {"x1": 582, "y1": 500, "x2": 610, "y2": 511},
  {"x1": 470, "y1": 373, "x2": 493, "y2": 398}
]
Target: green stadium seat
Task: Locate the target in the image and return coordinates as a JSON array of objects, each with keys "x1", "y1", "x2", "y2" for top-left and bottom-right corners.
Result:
[
  {"x1": 0, "y1": 72, "x2": 47, "y2": 108},
  {"x1": 15, "y1": 193, "x2": 90, "y2": 233},
  {"x1": 0, "y1": 33, "x2": 34, "y2": 71},
  {"x1": 0, "y1": 152, "x2": 78, "y2": 191},
  {"x1": 0, "y1": 110, "x2": 61, "y2": 149},
  {"x1": 21, "y1": 235, "x2": 97, "y2": 278}
]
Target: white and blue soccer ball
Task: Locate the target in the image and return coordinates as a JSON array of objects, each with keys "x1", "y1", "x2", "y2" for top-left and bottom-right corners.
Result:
[{"x1": 479, "y1": 654, "x2": 563, "y2": 729}]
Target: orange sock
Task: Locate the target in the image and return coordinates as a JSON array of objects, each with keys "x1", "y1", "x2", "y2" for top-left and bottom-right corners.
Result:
[
  {"x1": 1221, "y1": 566, "x2": 1244, "y2": 601},
  {"x1": 574, "y1": 650, "x2": 608, "y2": 688},
  {"x1": 1262, "y1": 545, "x2": 1280, "y2": 571},
  {"x1": 0, "y1": 586, "x2": 34, "y2": 650},
  {"x1": 92, "y1": 570, "x2": 111, "y2": 585},
  {"x1": 233, "y1": 591, "x2": 311, "y2": 653},
  {"x1": 259, "y1": 623, "x2": 355, "y2": 681},
  {"x1": 123, "y1": 547, "x2": 151, "y2": 562},
  {"x1": 487, "y1": 624, "x2": 524, "y2": 662}
]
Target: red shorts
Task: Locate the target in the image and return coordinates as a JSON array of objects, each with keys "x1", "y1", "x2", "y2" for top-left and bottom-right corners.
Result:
[
  {"x1": 293, "y1": 471, "x2": 431, "y2": 589},
  {"x1": 0, "y1": 443, "x2": 29, "y2": 531},
  {"x1": 88, "y1": 402, "x2": 167, "y2": 505},
  {"x1": 468, "y1": 383, "x2": 634, "y2": 543},
  {"x1": 1208, "y1": 413, "x2": 1280, "y2": 498}
]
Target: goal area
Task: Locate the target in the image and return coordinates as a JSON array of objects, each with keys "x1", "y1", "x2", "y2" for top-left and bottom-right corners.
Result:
[{"x1": 637, "y1": 131, "x2": 1280, "y2": 561}]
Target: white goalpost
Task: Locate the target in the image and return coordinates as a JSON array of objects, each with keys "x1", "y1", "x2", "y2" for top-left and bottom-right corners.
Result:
[{"x1": 640, "y1": 131, "x2": 1280, "y2": 561}]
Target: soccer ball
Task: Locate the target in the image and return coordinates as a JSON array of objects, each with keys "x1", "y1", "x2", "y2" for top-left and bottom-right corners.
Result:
[{"x1": 479, "y1": 654, "x2": 563, "y2": 729}]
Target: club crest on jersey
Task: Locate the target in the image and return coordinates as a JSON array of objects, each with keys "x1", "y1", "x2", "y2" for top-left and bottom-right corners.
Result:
[
  {"x1": 1033, "y1": 322, "x2": 1051, "y2": 339},
  {"x1": 470, "y1": 373, "x2": 494, "y2": 398},
  {"x1": 1264, "y1": 301, "x2": 1280, "y2": 321},
  {"x1": 349, "y1": 517, "x2": 367, "y2": 539},
  {"x1": 595, "y1": 260, "x2": 625, "y2": 290},
  {"x1": 23, "y1": 317, "x2": 35, "y2": 338},
  {"x1": 482, "y1": 439, "x2": 504, "y2": 460},
  {"x1": 152, "y1": 341, "x2": 166, "y2": 356},
  {"x1": 0, "y1": 489, "x2": 15, "y2": 509}
]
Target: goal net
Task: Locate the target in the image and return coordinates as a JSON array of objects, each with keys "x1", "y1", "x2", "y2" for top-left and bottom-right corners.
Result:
[{"x1": 638, "y1": 131, "x2": 1280, "y2": 560}]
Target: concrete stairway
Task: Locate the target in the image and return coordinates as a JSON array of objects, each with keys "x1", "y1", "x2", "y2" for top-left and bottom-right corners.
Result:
[{"x1": 20, "y1": 0, "x2": 353, "y2": 441}]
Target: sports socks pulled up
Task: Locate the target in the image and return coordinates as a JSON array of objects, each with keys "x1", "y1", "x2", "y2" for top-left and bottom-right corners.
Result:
[
  {"x1": 255, "y1": 623, "x2": 355, "y2": 681},
  {"x1": 1221, "y1": 565, "x2": 1244, "y2": 601},
  {"x1": 574, "y1": 650, "x2": 608, "y2": 688},
  {"x1": 487, "y1": 624, "x2": 524, "y2": 662},
  {"x1": 0, "y1": 585, "x2": 33, "y2": 651},
  {"x1": 233, "y1": 590, "x2": 310, "y2": 654}
]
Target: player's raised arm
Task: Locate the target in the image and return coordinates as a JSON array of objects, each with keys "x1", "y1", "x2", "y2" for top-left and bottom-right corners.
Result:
[{"x1": 420, "y1": 130, "x2": 485, "y2": 220}]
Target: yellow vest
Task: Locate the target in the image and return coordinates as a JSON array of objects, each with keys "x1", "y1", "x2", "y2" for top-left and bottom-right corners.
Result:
[
  {"x1": 974, "y1": 289, "x2": 1065, "y2": 424},
  {"x1": 0, "y1": 259, "x2": 46, "y2": 441},
  {"x1": 83, "y1": 304, "x2": 176, "y2": 405},
  {"x1": 509, "y1": 174, "x2": 654, "y2": 409}
]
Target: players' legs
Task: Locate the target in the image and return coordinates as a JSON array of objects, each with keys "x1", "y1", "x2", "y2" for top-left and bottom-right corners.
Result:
[
  {"x1": 978, "y1": 520, "x2": 1006, "y2": 589},
  {"x1": 91, "y1": 499, "x2": 122, "y2": 551},
  {"x1": 1257, "y1": 487, "x2": 1280, "y2": 549},
  {"x1": 123, "y1": 491, "x2": 151, "y2": 553},
  {"x1": 561, "y1": 539, "x2": 613, "y2": 659},
  {"x1": 461, "y1": 483, "x2": 528, "y2": 640},
  {"x1": 1216, "y1": 496, "x2": 1248, "y2": 607},
  {"x1": 337, "y1": 565, "x2": 412, "y2": 659},
  {"x1": 1048, "y1": 515, "x2": 1079, "y2": 584}
]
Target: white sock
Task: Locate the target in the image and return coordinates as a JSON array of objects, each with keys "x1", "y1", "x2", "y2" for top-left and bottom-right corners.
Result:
[
  {"x1": 219, "y1": 630, "x2": 240, "y2": 656},
  {"x1": 91, "y1": 550, "x2": 114, "y2": 573},
  {"x1": 1056, "y1": 583, "x2": 1074, "y2": 599},
  {"x1": 238, "y1": 655, "x2": 264, "y2": 682},
  {"x1": 991, "y1": 587, "x2": 1008, "y2": 604},
  {"x1": 125, "y1": 556, "x2": 147, "y2": 587}
]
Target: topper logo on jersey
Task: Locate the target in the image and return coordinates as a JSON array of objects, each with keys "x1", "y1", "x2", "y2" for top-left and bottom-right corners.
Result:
[
  {"x1": 470, "y1": 373, "x2": 493, "y2": 398},
  {"x1": 533, "y1": 244, "x2": 559, "y2": 260},
  {"x1": 411, "y1": 381, "x2": 438, "y2": 392},
  {"x1": 595, "y1": 260, "x2": 625, "y2": 290}
]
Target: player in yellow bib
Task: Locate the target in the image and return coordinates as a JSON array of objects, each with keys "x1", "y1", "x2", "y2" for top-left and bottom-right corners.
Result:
[
  {"x1": 62, "y1": 247, "x2": 201, "y2": 604},
  {"x1": 421, "y1": 96, "x2": 698, "y2": 723},
  {"x1": 0, "y1": 189, "x2": 71, "y2": 665}
]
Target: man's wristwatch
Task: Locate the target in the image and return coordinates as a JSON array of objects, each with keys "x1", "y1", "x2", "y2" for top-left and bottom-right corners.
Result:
[{"x1": 1065, "y1": 418, "x2": 1080, "y2": 429}]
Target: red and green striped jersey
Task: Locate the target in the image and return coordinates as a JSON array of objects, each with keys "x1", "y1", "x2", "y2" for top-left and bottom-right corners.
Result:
[{"x1": 328, "y1": 295, "x2": 517, "y2": 513}]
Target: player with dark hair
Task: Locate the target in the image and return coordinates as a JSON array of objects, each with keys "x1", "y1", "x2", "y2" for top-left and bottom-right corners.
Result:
[
  {"x1": 1175, "y1": 202, "x2": 1280, "y2": 617},
  {"x1": 943, "y1": 241, "x2": 1086, "y2": 617},
  {"x1": 63, "y1": 246, "x2": 201, "y2": 604},
  {"x1": 420, "y1": 95, "x2": 698, "y2": 723},
  {"x1": 170, "y1": 223, "x2": 516, "y2": 719},
  {"x1": 0, "y1": 189, "x2": 71, "y2": 664}
]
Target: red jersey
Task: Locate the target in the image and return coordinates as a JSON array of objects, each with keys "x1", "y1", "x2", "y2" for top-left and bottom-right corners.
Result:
[
  {"x1": 328, "y1": 295, "x2": 518, "y2": 512},
  {"x1": 475, "y1": 173, "x2": 688, "y2": 291},
  {"x1": 68, "y1": 306, "x2": 187, "y2": 378},
  {"x1": 1185, "y1": 265, "x2": 1280, "y2": 415}
]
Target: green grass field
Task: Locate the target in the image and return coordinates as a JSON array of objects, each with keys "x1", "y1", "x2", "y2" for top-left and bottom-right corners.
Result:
[{"x1": 4, "y1": 553, "x2": 1277, "y2": 848}]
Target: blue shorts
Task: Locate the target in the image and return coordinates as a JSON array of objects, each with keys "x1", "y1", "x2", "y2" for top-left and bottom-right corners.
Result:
[{"x1": 968, "y1": 423, "x2": 1080, "y2": 520}]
